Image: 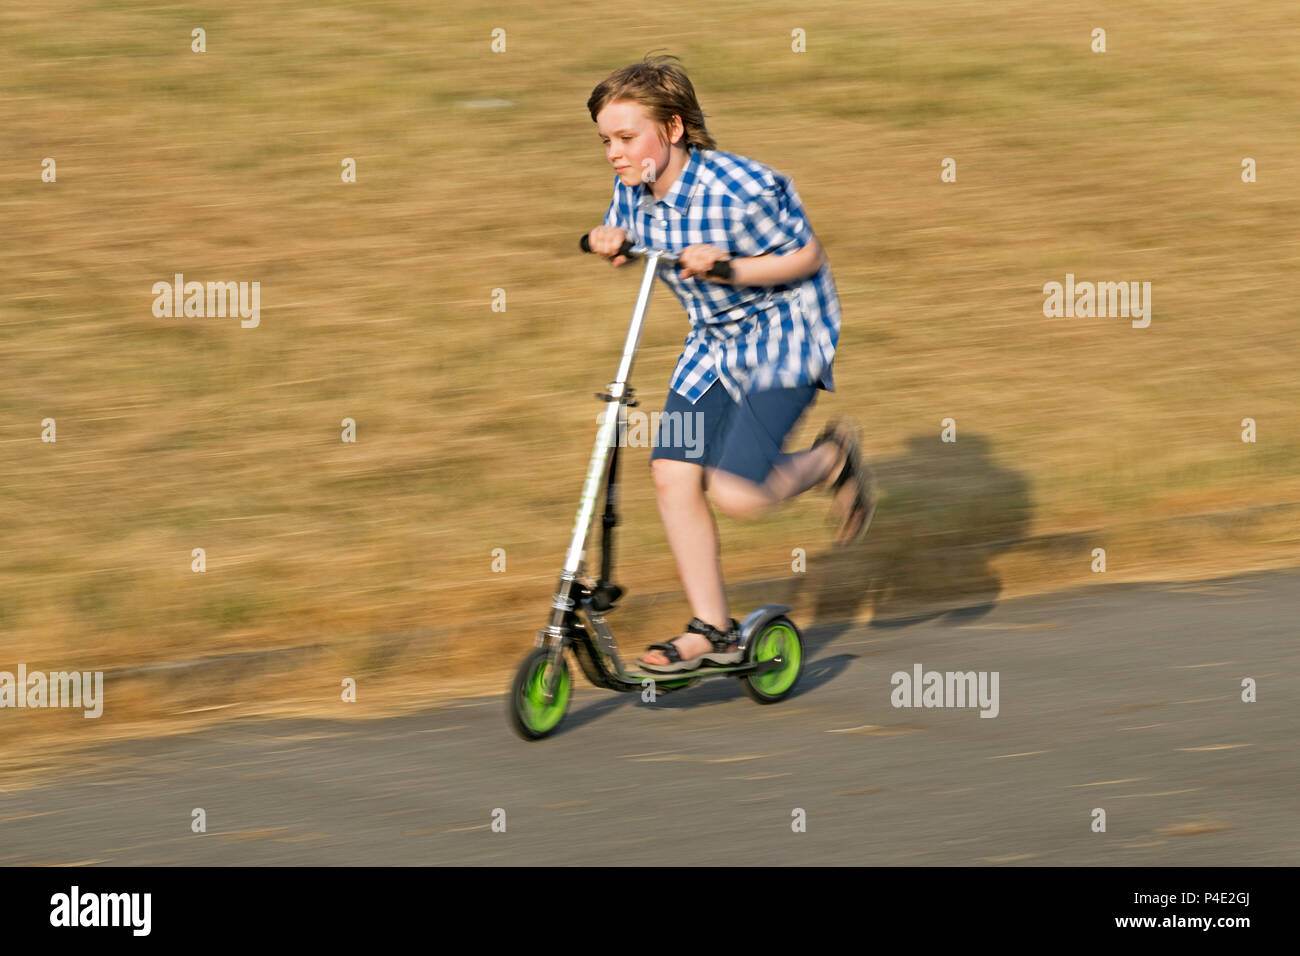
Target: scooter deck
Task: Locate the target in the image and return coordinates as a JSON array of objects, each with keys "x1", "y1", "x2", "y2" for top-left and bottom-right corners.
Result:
[{"x1": 617, "y1": 658, "x2": 783, "y2": 683}]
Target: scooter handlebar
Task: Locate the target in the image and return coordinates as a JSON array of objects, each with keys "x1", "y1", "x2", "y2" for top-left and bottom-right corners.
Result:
[
  {"x1": 580, "y1": 233, "x2": 732, "y2": 281},
  {"x1": 579, "y1": 233, "x2": 635, "y2": 258}
]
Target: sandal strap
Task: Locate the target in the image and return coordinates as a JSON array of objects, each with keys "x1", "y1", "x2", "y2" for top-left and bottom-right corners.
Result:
[
  {"x1": 830, "y1": 457, "x2": 854, "y2": 493},
  {"x1": 646, "y1": 641, "x2": 683, "y2": 663},
  {"x1": 686, "y1": 616, "x2": 739, "y2": 650}
]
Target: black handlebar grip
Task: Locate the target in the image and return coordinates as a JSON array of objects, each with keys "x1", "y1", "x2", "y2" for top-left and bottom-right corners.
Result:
[{"x1": 579, "y1": 233, "x2": 636, "y2": 258}]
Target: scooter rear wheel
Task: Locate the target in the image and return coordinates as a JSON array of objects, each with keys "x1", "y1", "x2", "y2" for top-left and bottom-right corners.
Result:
[
  {"x1": 508, "y1": 647, "x2": 572, "y2": 740},
  {"x1": 740, "y1": 616, "x2": 804, "y2": 703}
]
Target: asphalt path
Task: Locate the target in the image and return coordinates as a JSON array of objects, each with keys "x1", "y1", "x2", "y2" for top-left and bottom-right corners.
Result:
[{"x1": 2, "y1": 569, "x2": 1296, "y2": 865}]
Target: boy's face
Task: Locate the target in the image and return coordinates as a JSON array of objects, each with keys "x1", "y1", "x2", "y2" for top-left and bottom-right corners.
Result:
[{"x1": 596, "y1": 99, "x2": 679, "y2": 186}]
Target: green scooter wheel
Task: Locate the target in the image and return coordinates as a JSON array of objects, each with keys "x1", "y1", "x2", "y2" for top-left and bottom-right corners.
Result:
[
  {"x1": 508, "y1": 647, "x2": 572, "y2": 740},
  {"x1": 741, "y1": 616, "x2": 804, "y2": 704}
]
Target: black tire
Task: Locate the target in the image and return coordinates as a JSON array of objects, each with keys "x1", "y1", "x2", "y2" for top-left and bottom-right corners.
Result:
[
  {"x1": 507, "y1": 647, "x2": 572, "y2": 741},
  {"x1": 740, "y1": 616, "x2": 804, "y2": 704}
]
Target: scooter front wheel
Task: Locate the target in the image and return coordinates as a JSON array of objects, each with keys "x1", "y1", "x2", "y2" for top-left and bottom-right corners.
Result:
[
  {"x1": 740, "y1": 616, "x2": 804, "y2": 704},
  {"x1": 508, "y1": 647, "x2": 572, "y2": 740}
]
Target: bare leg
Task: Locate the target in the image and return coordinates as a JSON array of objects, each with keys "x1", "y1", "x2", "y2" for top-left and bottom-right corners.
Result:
[
  {"x1": 707, "y1": 441, "x2": 844, "y2": 520},
  {"x1": 639, "y1": 459, "x2": 736, "y2": 666},
  {"x1": 640, "y1": 440, "x2": 850, "y2": 666}
]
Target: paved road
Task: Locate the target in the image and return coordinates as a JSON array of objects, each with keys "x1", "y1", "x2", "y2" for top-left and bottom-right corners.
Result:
[{"x1": 2, "y1": 569, "x2": 1296, "y2": 865}]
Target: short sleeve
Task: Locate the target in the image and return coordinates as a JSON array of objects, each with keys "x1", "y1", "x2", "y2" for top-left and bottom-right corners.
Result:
[
  {"x1": 728, "y1": 177, "x2": 809, "y2": 258},
  {"x1": 603, "y1": 181, "x2": 632, "y2": 232}
]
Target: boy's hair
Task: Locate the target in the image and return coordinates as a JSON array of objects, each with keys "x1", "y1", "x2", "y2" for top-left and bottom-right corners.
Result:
[{"x1": 587, "y1": 53, "x2": 717, "y2": 151}]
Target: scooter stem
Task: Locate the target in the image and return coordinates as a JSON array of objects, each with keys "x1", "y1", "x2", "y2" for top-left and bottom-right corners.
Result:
[{"x1": 560, "y1": 252, "x2": 663, "y2": 577}]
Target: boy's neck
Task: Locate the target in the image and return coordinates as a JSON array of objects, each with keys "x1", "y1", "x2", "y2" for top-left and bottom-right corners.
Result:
[{"x1": 650, "y1": 143, "x2": 692, "y2": 201}]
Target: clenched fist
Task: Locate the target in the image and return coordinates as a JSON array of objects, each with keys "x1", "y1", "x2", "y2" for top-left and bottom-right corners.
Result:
[
  {"x1": 588, "y1": 226, "x2": 630, "y2": 267},
  {"x1": 676, "y1": 243, "x2": 732, "y2": 282}
]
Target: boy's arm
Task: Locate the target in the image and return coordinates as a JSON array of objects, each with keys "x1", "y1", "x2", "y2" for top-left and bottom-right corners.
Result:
[
  {"x1": 725, "y1": 235, "x2": 825, "y2": 286},
  {"x1": 677, "y1": 232, "x2": 825, "y2": 285},
  {"x1": 719, "y1": 178, "x2": 826, "y2": 287},
  {"x1": 596, "y1": 181, "x2": 635, "y2": 266}
]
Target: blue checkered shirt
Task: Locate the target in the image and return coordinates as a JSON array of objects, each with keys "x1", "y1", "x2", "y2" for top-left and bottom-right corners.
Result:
[{"x1": 602, "y1": 145, "x2": 841, "y2": 405}]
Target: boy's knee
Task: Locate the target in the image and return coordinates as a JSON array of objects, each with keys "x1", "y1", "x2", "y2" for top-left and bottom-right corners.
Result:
[
  {"x1": 707, "y1": 473, "x2": 767, "y2": 520},
  {"x1": 651, "y1": 457, "x2": 703, "y2": 495},
  {"x1": 706, "y1": 486, "x2": 746, "y2": 519}
]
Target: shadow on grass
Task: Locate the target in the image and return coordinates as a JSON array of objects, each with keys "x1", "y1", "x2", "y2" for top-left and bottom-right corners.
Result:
[{"x1": 799, "y1": 431, "x2": 1034, "y2": 633}]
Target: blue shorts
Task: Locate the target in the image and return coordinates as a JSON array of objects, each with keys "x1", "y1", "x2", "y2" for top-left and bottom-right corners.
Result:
[{"x1": 648, "y1": 380, "x2": 819, "y2": 484}]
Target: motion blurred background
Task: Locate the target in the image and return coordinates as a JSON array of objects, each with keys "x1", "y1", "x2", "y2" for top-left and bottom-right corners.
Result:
[{"x1": 2, "y1": 1, "x2": 1297, "y2": 771}]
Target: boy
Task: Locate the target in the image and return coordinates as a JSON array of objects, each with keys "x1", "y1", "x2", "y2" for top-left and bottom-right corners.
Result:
[{"x1": 586, "y1": 54, "x2": 874, "y2": 674}]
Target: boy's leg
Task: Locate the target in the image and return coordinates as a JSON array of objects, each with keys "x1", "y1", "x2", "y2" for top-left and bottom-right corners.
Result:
[
  {"x1": 706, "y1": 385, "x2": 840, "y2": 519},
  {"x1": 640, "y1": 385, "x2": 737, "y2": 667},
  {"x1": 640, "y1": 461, "x2": 736, "y2": 667},
  {"x1": 708, "y1": 442, "x2": 841, "y2": 517}
]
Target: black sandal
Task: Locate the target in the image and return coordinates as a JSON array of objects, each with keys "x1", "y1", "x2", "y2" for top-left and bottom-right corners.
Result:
[
  {"x1": 813, "y1": 419, "x2": 877, "y2": 547},
  {"x1": 640, "y1": 617, "x2": 742, "y2": 673}
]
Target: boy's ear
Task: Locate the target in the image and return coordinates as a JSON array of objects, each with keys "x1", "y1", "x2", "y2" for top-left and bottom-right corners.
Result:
[{"x1": 665, "y1": 114, "x2": 684, "y2": 145}]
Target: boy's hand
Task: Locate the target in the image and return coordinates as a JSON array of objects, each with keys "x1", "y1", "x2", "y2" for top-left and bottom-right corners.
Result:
[
  {"x1": 589, "y1": 226, "x2": 629, "y2": 267},
  {"x1": 677, "y1": 243, "x2": 732, "y2": 282}
]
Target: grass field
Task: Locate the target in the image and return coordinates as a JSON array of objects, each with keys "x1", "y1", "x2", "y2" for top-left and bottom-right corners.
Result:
[{"x1": 2, "y1": 1, "x2": 1298, "y2": 754}]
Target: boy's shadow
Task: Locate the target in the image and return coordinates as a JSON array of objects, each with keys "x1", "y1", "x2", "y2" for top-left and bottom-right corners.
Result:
[{"x1": 796, "y1": 432, "x2": 1034, "y2": 638}]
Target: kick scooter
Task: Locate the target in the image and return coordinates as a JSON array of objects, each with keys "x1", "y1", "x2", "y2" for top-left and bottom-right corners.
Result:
[{"x1": 507, "y1": 234, "x2": 806, "y2": 741}]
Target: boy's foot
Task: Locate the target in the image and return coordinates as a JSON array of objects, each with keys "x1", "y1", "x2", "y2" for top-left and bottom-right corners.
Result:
[
  {"x1": 639, "y1": 617, "x2": 741, "y2": 673},
  {"x1": 814, "y1": 427, "x2": 850, "y2": 493},
  {"x1": 813, "y1": 420, "x2": 877, "y2": 547}
]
